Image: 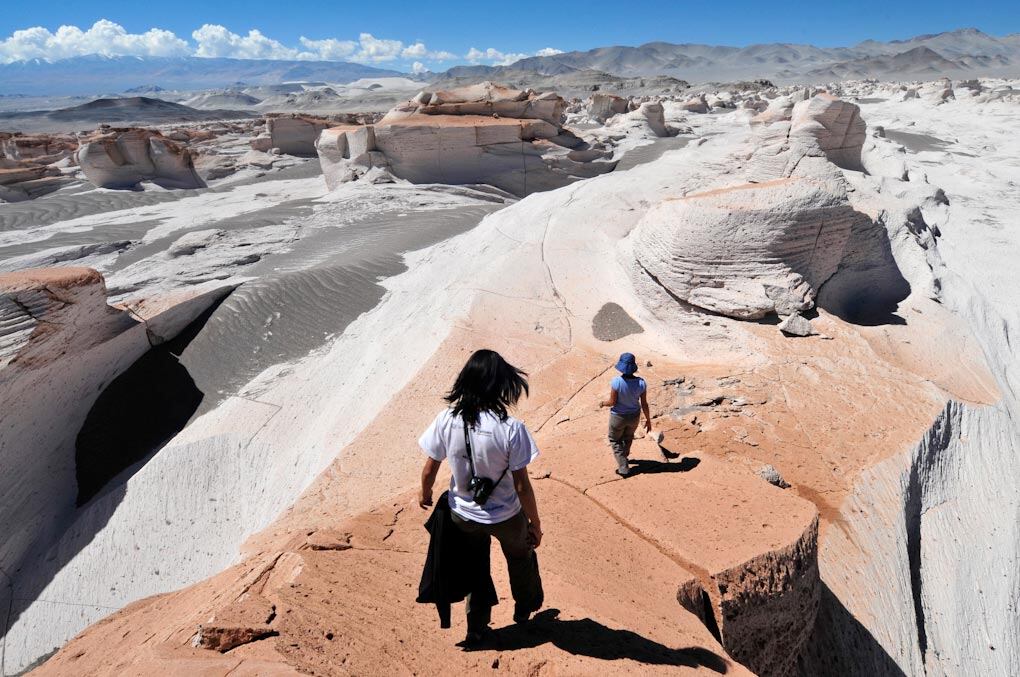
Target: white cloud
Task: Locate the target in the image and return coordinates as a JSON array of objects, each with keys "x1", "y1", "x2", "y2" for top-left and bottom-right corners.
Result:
[
  {"x1": 192, "y1": 24, "x2": 299, "y2": 59},
  {"x1": 0, "y1": 20, "x2": 550, "y2": 72},
  {"x1": 351, "y1": 33, "x2": 403, "y2": 62},
  {"x1": 0, "y1": 19, "x2": 189, "y2": 63},
  {"x1": 466, "y1": 46, "x2": 558, "y2": 66},
  {"x1": 298, "y1": 36, "x2": 357, "y2": 60}
]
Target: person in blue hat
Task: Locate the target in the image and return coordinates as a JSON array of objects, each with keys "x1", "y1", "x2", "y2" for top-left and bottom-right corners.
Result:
[{"x1": 599, "y1": 352, "x2": 651, "y2": 476}]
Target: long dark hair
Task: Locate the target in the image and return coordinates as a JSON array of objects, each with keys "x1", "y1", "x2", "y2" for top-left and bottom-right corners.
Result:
[{"x1": 446, "y1": 349, "x2": 529, "y2": 426}]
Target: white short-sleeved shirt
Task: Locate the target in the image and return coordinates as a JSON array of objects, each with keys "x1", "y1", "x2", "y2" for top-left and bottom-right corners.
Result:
[{"x1": 419, "y1": 408, "x2": 539, "y2": 524}]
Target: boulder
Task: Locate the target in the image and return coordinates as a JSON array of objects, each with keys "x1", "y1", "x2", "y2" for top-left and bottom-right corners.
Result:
[
  {"x1": 265, "y1": 115, "x2": 332, "y2": 156},
  {"x1": 778, "y1": 313, "x2": 816, "y2": 337},
  {"x1": 249, "y1": 133, "x2": 273, "y2": 153},
  {"x1": 587, "y1": 93, "x2": 630, "y2": 123},
  {"x1": 76, "y1": 128, "x2": 204, "y2": 190},
  {"x1": 633, "y1": 172, "x2": 856, "y2": 319},
  {"x1": 604, "y1": 102, "x2": 677, "y2": 139},
  {"x1": 680, "y1": 94, "x2": 709, "y2": 113}
]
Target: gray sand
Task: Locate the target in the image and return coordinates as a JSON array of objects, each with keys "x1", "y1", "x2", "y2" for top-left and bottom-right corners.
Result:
[
  {"x1": 592, "y1": 302, "x2": 644, "y2": 341},
  {"x1": 614, "y1": 136, "x2": 691, "y2": 172},
  {"x1": 179, "y1": 202, "x2": 502, "y2": 413},
  {"x1": 884, "y1": 129, "x2": 951, "y2": 153}
]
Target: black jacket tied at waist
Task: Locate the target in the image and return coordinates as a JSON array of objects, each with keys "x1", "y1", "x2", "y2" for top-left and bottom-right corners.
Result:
[{"x1": 416, "y1": 491, "x2": 498, "y2": 628}]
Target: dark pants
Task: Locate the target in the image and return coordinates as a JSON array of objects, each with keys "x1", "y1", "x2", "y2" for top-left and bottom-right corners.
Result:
[
  {"x1": 451, "y1": 510, "x2": 543, "y2": 631},
  {"x1": 609, "y1": 412, "x2": 640, "y2": 472}
]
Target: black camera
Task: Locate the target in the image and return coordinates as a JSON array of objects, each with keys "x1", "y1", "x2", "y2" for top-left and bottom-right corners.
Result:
[{"x1": 468, "y1": 475, "x2": 497, "y2": 505}]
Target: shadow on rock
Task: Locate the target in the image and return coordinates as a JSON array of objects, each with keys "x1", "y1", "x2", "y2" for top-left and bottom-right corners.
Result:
[
  {"x1": 484, "y1": 609, "x2": 729, "y2": 673},
  {"x1": 626, "y1": 456, "x2": 701, "y2": 476},
  {"x1": 797, "y1": 583, "x2": 907, "y2": 676}
]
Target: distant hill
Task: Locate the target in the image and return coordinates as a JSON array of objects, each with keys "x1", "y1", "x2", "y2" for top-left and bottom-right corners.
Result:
[
  {"x1": 0, "y1": 55, "x2": 407, "y2": 96},
  {"x1": 436, "y1": 28, "x2": 1020, "y2": 84},
  {"x1": 0, "y1": 96, "x2": 255, "y2": 132}
]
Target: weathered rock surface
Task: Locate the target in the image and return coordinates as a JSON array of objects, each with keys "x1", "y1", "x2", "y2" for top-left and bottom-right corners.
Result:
[
  {"x1": 0, "y1": 132, "x2": 78, "y2": 164},
  {"x1": 0, "y1": 267, "x2": 231, "y2": 645},
  {"x1": 316, "y1": 82, "x2": 616, "y2": 196},
  {"x1": 606, "y1": 101, "x2": 677, "y2": 138},
  {"x1": 747, "y1": 93, "x2": 866, "y2": 181},
  {"x1": 633, "y1": 174, "x2": 856, "y2": 319},
  {"x1": 76, "y1": 128, "x2": 204, "y2": 189},
  {"x1": 778, "y1": 313, "x2": 816, "y2": 336},
  {"x1": 587, "y1": 92, "x2": 630, "y2": 122},
  {"x1": 394, "y1": 81, "x2": 567, "y2": 125},
  {"x1": 264, "y1": 115, "x2": 332, "y2": 155}
]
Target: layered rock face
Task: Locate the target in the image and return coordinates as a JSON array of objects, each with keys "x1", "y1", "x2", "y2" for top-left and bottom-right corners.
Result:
[
  {"x1": 0, "y1": 133, "x2": 78, "y2": 201},
  {"x1": 0, "y1": 132, "x2": 78, "y2": 164},
  {"x1": 76, "y1": 128, "x2": 204, "y2": 189},
  {"x1": 315, "y1": 82, "x2": 616, "y2": 196},
  {"x1": 0, "y1": 269, "x2": 148, "y2": 595},
  {"x1": 747, "y1": 93, "x2": 866, "y2": 181},
  {"x1": 633, "y1": 170, "x2": 856, "y2": 319},
  {"x1": 587, "y1": 92, "x2": 630, "y2": 122},
  {"x1": 261, "y1": 115, "x2": 333, "y2": 155},
  {"x1": 0, "y1": 267, "x2": 233, "y2": 670}
]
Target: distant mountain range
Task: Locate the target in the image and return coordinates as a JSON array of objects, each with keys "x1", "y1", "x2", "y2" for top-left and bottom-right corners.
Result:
[
  {"x1": 0, "y1": 28, "x2": 1017, "y2": 97},
  {"x1": 449, "y1": 28, "x2": 1020, "y2": 83},
  {"x1": 0, "y1": 55, "x2": 407, "y2": 96}
]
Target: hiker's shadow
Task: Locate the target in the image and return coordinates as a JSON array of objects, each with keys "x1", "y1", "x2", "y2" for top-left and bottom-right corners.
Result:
[
  {"x1": 488, "y1": 609, "x2": 728, "y2": 672},
  {"x1": 625, "y1": 455, "x2": 700, "y2": 476}
]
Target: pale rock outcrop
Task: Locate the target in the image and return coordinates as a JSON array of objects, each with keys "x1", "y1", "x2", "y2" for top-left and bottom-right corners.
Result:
[
  {"x1": 633, "y1": 171, "x2": 856, "y2": 319},
  {"x1": 587, "y1": 92, "x2": 630, "y2": 122},
  {"x1": 264, "y1": 115, "x2": 333, "y2": 155},
  {"x1": 76, "y1": 128, "x2": 204, "y2": 190},
  {"x1": 316, "y1": 83, "x2": 616, "y2": 196},
  {"x1": 861, "y1": 128, "x2": 909, "y2": 180},
  {"x1": 606, "y1": 101, "x2": 677, "y2": 138},
  {"x1": 391, "y1": 81, "x2": 567, "y2": 125},
  {"x1": 789, "y1": 94, "x2": 867, "y2": 171},
  {"x1": 680, "y1": 94, "x2": 710, "y2": 113},
  {"x1": 747, "y1": 93, "x2": 866, "y2": 181},
  {"x1": 0, "y1": 132, "x2": 78, "y2": 164},
  {"x1": 0, "y1": 271, "x2": 179, "y2": 590},
  {"x1": 0, "y1": 268, "x2": 233, "y2": 656}
]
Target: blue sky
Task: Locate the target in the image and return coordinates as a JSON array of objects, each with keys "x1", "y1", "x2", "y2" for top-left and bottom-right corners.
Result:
[{"x1": 2, "y1": 0, "x2": 1018, "y2": 70}]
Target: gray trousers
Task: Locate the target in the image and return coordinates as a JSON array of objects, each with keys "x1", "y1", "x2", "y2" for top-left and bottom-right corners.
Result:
[
  {"x1": 608, "y1": 412, "x2": 640, "y2": 472},
  {"x1": 451, "y1": 510, "x2": 543, "y2": 631}
]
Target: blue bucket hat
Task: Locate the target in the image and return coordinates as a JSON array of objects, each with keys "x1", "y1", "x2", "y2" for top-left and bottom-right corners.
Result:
[{"x1": 615, "y1": 352, "x2": 638, "y2": 375}]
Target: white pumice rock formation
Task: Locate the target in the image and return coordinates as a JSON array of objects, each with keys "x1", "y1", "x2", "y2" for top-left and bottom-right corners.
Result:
[
  {"x1": 605, "y1": 101, "x2": 678, "y2": 138},
  {"x1": 747, "y1": 93, "x2": 866, "y2": 181},
  {"x1": 76, "y1": 128, "x2": 205, "y2": 190},
  {"x1": 315, "y1": 82, "x2": 617, "y2": 196},
  {"x1": 0, "y1": 267, "x2": 230, "y2": 624},
  {"x1": 632, "y1": 166, "x2": 856, "y2": 319},
  {"x1": 586, "y1": 92, "x2": 630, "y2": 122},
  {"x1": 264, "y1": 115, "x2": 332, "y2": 155}
]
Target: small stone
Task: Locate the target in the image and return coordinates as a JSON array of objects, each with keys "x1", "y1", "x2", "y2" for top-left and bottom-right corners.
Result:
[
  {"x1": 778, "y1": 313, "x2": 816, "y2": 337},
  {"x1": 757, "y1": 464, "x2": 791, "y2": 489}
]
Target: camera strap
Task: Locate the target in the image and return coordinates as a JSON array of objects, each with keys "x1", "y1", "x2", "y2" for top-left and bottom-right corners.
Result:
[{"x1": 463, "y1": 418, "x2": 508, "y2": 486}]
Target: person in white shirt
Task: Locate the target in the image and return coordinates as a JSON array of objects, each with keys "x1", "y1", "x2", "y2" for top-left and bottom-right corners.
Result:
[{"x1": 418, "y1": 349, "x2": 544, "y2": 646}]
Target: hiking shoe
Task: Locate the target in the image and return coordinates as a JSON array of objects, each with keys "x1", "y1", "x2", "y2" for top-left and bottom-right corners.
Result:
[
  {"x1": 513, "y1": 604, "x2": 534, "y2": 624},
  {"x1": 460, "y1": 629, "x2": 491, "y2": 650},
  {"x1": 616, "y1": 468, "x2": 630, "y2": 477}
]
